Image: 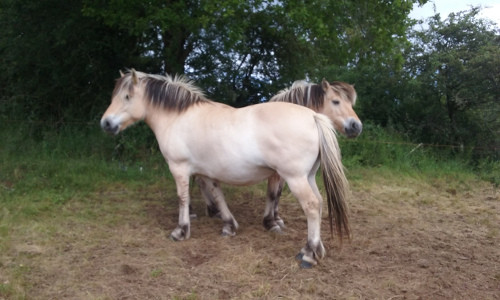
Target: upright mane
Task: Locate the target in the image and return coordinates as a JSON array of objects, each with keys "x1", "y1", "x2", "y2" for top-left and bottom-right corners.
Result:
[
  {"x1": 114, "y1": 70, "x2": 211, "y2": 112},
  {"x1": 270, "y1": 80, "x2": 357, "y2": 108},
  {"x1": 270, "y1": 81, "x2": 326, "y2": 110}
]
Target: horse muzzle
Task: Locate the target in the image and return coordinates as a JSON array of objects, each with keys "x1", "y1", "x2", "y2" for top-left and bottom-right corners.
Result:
[
  {"x1": 100, "y1": 117, "x2": 120, "y2": 135},
  {"x1": 344, "y1": 118, "x2": 362, "y2": 138}
]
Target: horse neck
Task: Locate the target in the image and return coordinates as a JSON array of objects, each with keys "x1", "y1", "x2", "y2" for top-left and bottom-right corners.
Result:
[{"x1": 143, "y1": 102, "x2": 177, "y2": 136}]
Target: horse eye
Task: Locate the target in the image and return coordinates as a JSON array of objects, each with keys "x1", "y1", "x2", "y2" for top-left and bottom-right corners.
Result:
[
  {"x1": 125, "y1": 94, "x2": 130, "y2": 101},
  {"x1": 332, "y1": 100, "x2": 340, "y2": 105}
]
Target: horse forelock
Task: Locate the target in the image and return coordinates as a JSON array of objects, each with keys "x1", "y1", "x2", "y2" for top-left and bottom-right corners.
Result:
[
  {"x1": 113, "y1": 71, "x2": 210, "y2": 112},
  {"x1": 112, "y1": 75, "x2": 134, "y2": 98},
  {"x1": 330, "y1": 81, "x2": 357, "y2": 105}
]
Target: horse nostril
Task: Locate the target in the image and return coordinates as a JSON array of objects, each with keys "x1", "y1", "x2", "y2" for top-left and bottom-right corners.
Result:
[
  {"x1": 345, "y1": 120, "x2": 362, "y2": 138},
  {"x1": 354, "y1": 121, "x2": 362, "y2": 133},
  {"x1": 101, "y1": 119, "x2": 110, "y2": 130},
  {"x1": 101, "y1": 118, "x2": 115, "y2": 133},
  {"x1": 352, "y1": 121, "x2": 361, "y2": 131}
]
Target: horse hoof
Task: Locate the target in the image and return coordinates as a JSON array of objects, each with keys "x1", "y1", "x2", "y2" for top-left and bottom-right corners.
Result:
[
  {"x1": 276, "y1": 219, "x2": 286, "y2": 229},
  {"x1": 169, "y1": 234, "x2": 180, "y2": 242},
  {"x1": 221, "y1": 231, "x2": 236, "y2": 237},
  {"x1": 170, "y1": 226, "x2": 188, "y2": 241},
  {"x1": 295, "y1": 253, "x2": 304, "y2": 261},
  {"x1": 269, "y1": 225, "x2": 284, "y2": 235},
  {"x1": 190, "y1": 213, "x2": 198, "y2": 219},
  {"x1": 222, "y1": 227, "x2": 236, "y2": 237},
  {"x1": 300, "y1": 260, "x2": 314, "y2": 269}
]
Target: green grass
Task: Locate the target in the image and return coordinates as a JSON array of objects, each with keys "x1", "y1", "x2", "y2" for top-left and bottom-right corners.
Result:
[
  {"x1": 338, "y1": 123, "x2": 493, "y2": 183},
  {"x1": 0, "y1": 122, "x2": 492, "y2": 218}
]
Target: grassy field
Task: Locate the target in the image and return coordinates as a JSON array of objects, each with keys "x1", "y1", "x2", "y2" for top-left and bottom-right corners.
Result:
[{"x1": 1, "y1": 125, "x2": 499, "y2": 299}]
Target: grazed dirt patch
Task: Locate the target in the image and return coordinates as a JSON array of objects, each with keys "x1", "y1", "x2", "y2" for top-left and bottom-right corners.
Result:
[{"x1": 1, "y1": 173, "x2": 499, "y2": 299}]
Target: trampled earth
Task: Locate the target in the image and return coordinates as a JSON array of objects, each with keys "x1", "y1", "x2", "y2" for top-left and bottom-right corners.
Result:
[{"x1": 1, "y1": 170, "x2": 499, "y2": 299}]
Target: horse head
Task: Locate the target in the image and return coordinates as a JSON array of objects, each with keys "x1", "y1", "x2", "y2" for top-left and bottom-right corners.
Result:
[
  {"x1": 320, "y1": 80, "x2": 362, "y2": 138},
  {"x1": 101, "y1": 69, "x2": 147, "y2": 134}
]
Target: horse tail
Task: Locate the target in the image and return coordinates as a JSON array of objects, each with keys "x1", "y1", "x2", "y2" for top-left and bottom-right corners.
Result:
[{"x1": 314, "y1": 114, "x2": 351, "y2": 244}]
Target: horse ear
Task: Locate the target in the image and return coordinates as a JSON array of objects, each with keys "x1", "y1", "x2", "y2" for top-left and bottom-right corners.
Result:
[
  {"x1": 131, "y1": 68, "x2": 138, "y2": 85},
  {"x1": 119, "y1": 70, "x2": 125, "y2": 77},
  {"x1": 321, "y1": 78, "x2": 330, "y2": 92}
]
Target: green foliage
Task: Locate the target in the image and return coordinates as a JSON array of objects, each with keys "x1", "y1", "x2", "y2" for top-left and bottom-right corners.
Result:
[
  {"x1": 184, "y1": 0, "x2": 421, "y2": 106},
  {"x1": 1, "y1": 0, "x2": 497, "y2": 166},
  {"x1": 1, "y1": 0, "x2": 424, "y2": 124},
  {"x1": 327, "y1": 7, "x2": 499, "y2": 161},
  {"x1": 399, "y1": 8, "x2": 499, "y2": 158},
  {"x1": 0, "y1": 0, "x2": 139, "y2": 124}
]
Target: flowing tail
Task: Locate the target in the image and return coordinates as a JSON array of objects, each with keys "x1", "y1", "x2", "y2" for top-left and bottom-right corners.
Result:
[{"x1": 314, "y1": 114, "x2": 351, "y2": 243}]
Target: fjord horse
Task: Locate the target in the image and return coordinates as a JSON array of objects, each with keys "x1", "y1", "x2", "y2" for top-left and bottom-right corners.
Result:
[
  {"x1": 101, "y1": 70, "x2": 350, "y2": 267},
  {"x1": 197, "y1": 80, "x2": 361, "y2": 234}
]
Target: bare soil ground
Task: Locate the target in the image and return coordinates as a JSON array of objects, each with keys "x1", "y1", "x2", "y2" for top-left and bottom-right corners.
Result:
[{"x1": 1, "y1": 170, "x2": 499, "y2": 299}]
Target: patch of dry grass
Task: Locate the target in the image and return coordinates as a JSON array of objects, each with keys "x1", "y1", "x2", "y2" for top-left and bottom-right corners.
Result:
[{"x1": 1, "y1": 167, "x2": 499, "y2": 299}]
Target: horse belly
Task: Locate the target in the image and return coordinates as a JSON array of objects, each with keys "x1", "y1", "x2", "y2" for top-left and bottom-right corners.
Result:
[
  {"x1": 190, "y1": 141, "x2": 275, "y2": 185},
  {"x1": 195, "y1": 163, "x2": 275, "y2": 186}
]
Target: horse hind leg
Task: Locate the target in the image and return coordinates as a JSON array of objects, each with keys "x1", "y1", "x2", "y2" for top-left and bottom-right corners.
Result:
[
  {"x1": 194, "y1": 176, "x2": 221, "y2": 218},
  {"x1": 286, "y1": 176, "x2": 325, "y2": 268},
  {"x1": 263, "y1": 173, "x2": 286, "y2": 233},
  {"x1": 196, "y1": 176, "x2": 238, "y2": 236}
]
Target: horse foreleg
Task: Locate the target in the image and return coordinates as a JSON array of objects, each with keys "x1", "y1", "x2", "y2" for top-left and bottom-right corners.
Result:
[
  {"x1": 170, "y1": 169, "x2": 191, "y2": 241},
  {"x1": 287, "y1": 177, "x2": 325, "y2": 268},
  {"x1": 196, "y1": 175, "x2": 238, "y2": 236},
  {"x1": 263, "y1": 173, "x2": 286, "y2": 233}
]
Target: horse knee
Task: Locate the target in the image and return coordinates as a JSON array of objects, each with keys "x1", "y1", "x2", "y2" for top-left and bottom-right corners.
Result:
[{"x1": 302, "y1": 199, "x2": 321, "y2": 217}]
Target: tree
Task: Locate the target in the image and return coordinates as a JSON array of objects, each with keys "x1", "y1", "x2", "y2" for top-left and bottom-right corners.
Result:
[
  {"x1": 1, "y1": 0, "x2": 424, "y2": 124},
  {"x1": 401, "y1": 8, "x2": 499, "y2": 157},
  {"x1": 82, "y1": 0, "x2": 424, "y2": 106},
  {"x1": 0, "y1": 0, "x2": 139, "y2": 125}
]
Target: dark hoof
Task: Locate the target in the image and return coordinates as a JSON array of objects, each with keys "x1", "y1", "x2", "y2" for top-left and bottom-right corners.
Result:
[
  {"x1": 169, "y1": 234, "x2": 180, "y2": 242},
  {"x1": 295, "y1": 253, "x2": 304, "y2": 261},
  {"x1": 300, "y1": 260, "x2": 314, "y2": 269}
]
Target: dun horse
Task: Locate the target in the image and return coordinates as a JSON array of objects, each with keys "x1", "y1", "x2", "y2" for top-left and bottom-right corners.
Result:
[
  {"x1": 197, "y1": 80, "x2": 361, "y2": 234},
  {"x1": 101, "y1": 70, "x2": 350, "y2": 268}
]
